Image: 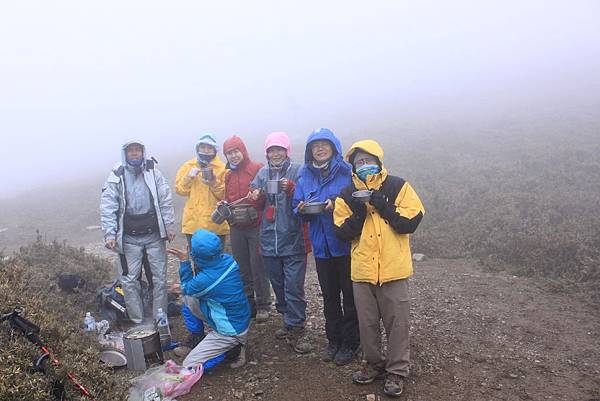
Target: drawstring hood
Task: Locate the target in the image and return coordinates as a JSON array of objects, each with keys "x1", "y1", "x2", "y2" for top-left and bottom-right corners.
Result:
[
  {"x1": 121, "y1": 140, "x2": 146, "y2": 174},
  {"x1": 189, "y1": 229, "x2": 223, "y2": 265},
  {"x1": 264, "y1": 131, "x2": 292, "y2": 156},
  {"x1": 195, "y1": 133, "x2": 218, "y2": 166},
  {"x1": 223, "y1": 135, "x2": 250, "y2": 170}
]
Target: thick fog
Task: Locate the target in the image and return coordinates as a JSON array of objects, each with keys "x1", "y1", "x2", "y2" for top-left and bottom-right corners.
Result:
[{"x1": 0, "y1": 0, "x2": 599, "y2": 198}]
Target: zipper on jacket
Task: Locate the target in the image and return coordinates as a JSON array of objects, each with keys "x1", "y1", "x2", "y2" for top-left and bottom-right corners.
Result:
[{"x1": 274, "y1": 194, "x2": 279, "y2": 256}]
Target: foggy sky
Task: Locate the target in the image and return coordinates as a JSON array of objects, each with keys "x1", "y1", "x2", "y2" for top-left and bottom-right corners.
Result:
[{"x1": 1, "y1": 0, "x2": 599, "y2": 198}]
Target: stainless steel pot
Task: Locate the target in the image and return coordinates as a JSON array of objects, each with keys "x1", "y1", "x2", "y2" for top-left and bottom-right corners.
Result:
[{"x1": 123, "y1": 325, "x2": 163, "y2": 371}]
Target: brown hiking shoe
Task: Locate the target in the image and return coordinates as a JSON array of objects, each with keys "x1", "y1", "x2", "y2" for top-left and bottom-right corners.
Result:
[
  {"x1": 352, "y1": 364, "x2": 386, "y2": 384},
  {"x1": 229, "y1": 345, "x2": 246, "y2": 369},
  {"x1": 383, "y1": 374, "x2": 405, "y2": 397},
  {"x1": 173, "y1": 345, "x2": 192, "y2": 358},
  {"x1": 255, "y1": 309, "x2": 269, "y2": 323},
  {"x1": 274, "y1": 326, "x2": 289, "y2": 339},
  {"x1": 286, "y1": 327, "x2": 311, "y2": 354}
]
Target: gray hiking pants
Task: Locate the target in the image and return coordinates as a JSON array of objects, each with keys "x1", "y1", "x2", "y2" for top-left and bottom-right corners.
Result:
[
  {"x1": 230, "y1": 226, "x2": 271, "y2": 312},
  {"x1": 353, "y1": 278, "x2": 410, "y2": 377},
  {"x1": 182, "y1": 296, "x2": 248, "y2": 368},
  {"x1": 119, "y1": 233, "x2": 168, "y2": 323},
  {"x1": 263, "y1": 254, "x2": 307, "y2": 328}
]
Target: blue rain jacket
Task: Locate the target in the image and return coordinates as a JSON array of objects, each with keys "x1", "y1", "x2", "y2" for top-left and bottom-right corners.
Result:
[
  {"x1": 292, "y1": 128, "x2": 352, "y2": 259},
  {"x1": 179, "y1": 230, "x2": 250, "y2": 336}
]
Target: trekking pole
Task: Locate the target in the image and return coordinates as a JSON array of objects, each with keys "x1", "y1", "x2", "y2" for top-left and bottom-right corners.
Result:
[{"x1": 1, "y1": 308, "x2": 97, "y2": 401}]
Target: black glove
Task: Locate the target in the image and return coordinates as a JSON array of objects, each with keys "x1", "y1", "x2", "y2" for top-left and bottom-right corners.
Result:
[
  {"x1": 348, "y1": 197, "x2": 367, "y2": 222},
  {"x1": 369, "y1": 190, "x2": 389, "y2": 213}
]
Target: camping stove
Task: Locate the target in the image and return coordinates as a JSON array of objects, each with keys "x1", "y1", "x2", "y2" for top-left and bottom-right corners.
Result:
[{"x1": 123, "y1": 325, "x2": 163, "y2": 371}]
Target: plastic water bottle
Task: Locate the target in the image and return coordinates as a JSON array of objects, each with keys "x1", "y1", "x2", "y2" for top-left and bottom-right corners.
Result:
[
  {"x1": 156, "y1": 308, "x2": 171, "y2": 345},
  {"x1": 83, "y1": 312, "x2": 96, "y2": 332}
]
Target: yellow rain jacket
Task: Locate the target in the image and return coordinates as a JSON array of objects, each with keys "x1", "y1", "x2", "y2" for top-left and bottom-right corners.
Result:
[
  {"x1": 333, "y1": 140, "x2": 424, "y2": 285},
  {"x1": 175, "y1": 157, "x2": 229, "y2": 235}
]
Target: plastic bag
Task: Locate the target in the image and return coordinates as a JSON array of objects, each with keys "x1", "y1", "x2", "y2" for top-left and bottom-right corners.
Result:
[{"x1": 128, "y1": 360, "x2": 203, "y2": 401}]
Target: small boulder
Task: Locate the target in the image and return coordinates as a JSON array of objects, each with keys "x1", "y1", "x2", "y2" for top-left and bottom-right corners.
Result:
[{"x1": 412, "y1": 253, "x2": 425, "y2": 262}]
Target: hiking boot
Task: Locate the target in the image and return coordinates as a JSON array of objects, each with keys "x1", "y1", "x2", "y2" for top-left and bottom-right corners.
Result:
[
  {"x1": 352, "y1": 364, "x2": 386, "y2": 384},
  {"x1": 255, "y1": 309, "x2": 269, "y2": 323},
  {"x1": 383, "y1": 374, "x2": 405, "y2": 397},
  {"x1": 321, "y1": 342, "x2": 340, "y2": 362},
  {"x1": 286, "y1": 327, "x2": 312, "y2": 354},
  {"x1": 229, "y1": 345, "x2": 246, "y2": 369},
  {"x1": 275, "y1": 326, "x2": 289, "y2": 339},
  {"x1": 334, "y1": 344, "x2": 355, "y2": 366},
  {"x1": 173, "y1": 345, "x2": 192, "y2": 358}
]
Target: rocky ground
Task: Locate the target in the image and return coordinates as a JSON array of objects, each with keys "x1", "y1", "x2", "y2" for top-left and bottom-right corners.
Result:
[{"x1": 154, "y1": 255, "x2": 600, "y2": 401}]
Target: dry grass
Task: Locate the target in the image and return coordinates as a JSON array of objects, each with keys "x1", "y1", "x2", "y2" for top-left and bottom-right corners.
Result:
[
  {"x1": 0, "y1": 237, "x2": 133, "y2": 400},
  {"x1": 389, "y1": 122, "x2": 600, "y2": 301}
]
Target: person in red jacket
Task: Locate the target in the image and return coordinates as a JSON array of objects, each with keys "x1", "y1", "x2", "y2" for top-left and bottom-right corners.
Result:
[{"x1": 222, "y1": 135, "x2": 272, "y2": 322}]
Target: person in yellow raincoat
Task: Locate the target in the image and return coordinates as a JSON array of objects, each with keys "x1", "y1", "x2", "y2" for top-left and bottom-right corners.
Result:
[
  {"x1": 333, "y1": 139, "x2": 424, "y2": 398},
  {"x1": 176, "y1": 133, "x2": 229, "y2": 252}
]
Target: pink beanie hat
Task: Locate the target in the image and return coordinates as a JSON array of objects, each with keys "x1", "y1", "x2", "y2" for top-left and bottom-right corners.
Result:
[{"x1": 264, "y1": 131, "x2": 291, "y2": 155}]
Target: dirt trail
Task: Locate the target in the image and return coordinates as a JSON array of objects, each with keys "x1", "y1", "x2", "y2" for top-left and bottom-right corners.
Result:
[{"x1": 160, "y1": 257, "x2": 600, "y2": 401}]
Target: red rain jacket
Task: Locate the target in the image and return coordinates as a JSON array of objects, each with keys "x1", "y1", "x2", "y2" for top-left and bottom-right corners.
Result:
[{"x1": 223, "y1": 136, "x2": 264, "y2": 229}]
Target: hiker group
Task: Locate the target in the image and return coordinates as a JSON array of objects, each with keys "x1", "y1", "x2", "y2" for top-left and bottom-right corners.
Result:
[{"x1": 100, "y1": 129, "x2": 424, "y2": 397}]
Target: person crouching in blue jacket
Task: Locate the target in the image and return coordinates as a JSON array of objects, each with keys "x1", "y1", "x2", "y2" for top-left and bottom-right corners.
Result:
[
  {"x1": 292, "y1": 128, "x2": 359, "y2": 365},
  {"x1": 167, "y1": 229, "x2": 250, "y2": 369}
]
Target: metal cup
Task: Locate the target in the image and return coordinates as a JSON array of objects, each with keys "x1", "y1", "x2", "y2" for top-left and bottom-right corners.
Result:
[
  {"x1": 211, "y1": 203, "x2": 231, "y2": 224},
  {"x1": 200, "y1": 167, "x2": 214, "y2": 181},
  {"x1": 265, "y1": 179, "x2": 282, "y2": 195}
]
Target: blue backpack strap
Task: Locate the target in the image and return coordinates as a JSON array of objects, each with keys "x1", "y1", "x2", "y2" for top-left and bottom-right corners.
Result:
[{"x1": 196, "y1": 262, "x2": 237, "y2": 297}]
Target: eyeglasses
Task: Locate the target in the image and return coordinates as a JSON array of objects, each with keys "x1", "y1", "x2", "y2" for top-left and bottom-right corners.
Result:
[
  {"x1": 354, "y1": 157, "x2": 377, "y2": 167},
  {"x1": 311, "y1": 142, "x2": 331, "y2": 151}
]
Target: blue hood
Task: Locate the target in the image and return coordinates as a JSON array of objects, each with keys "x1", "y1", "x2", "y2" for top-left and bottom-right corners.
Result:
[
  {"x1": 190, "y1": 229, "x2": 223, "y2": 264},
  {"x1": 304, "y1": 128, "x2": 343, "y2": 164},
  {"x1": 294, "y1": 128, "x2": 352, "y2": 258}
]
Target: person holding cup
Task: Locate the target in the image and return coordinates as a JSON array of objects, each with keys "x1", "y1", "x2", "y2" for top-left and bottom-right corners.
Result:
[
  {"x1": 248, "y1": 132, "x2": 311, "y2": 354},
  {"x1": 333, "y1": 139, "x2": 424, "y2": 397},
  {"x1": 292, "y1": 128, "x2": 359, "y2": 366},
  {"x1": 176, "y1": 133, "x2": 229, "y2": 253}
]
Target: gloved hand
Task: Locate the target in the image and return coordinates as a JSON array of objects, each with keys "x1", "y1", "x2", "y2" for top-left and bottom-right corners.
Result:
[
  {"x1": 348, "y1": 196, "x2": 367, "y2": 222},
  {"x1": 188, "y1": 167, "x2": 200, "y2": 178},
  {"x1": 281, "y1": 178, "x2": 295, "y2": 195},
  {"x1": 369, "y1": 190, "x2": 389, "y2": 212}
]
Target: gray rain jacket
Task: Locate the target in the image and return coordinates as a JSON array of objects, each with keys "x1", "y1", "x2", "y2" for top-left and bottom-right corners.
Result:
[
  {"x1": 250, "y1": 159, "x2": 305, "y2": 257},
  {"x1": 100, "y1": 141, "x2": 175, "y2": 253}
]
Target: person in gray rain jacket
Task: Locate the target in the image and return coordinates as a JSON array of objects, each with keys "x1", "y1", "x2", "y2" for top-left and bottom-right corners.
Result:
[
  {"x1": 100, "y1": 140, "x2": 176, "y2": 323},
  {"x1": 248, "y1": 132, "x2": 311, "y2": 354}
]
